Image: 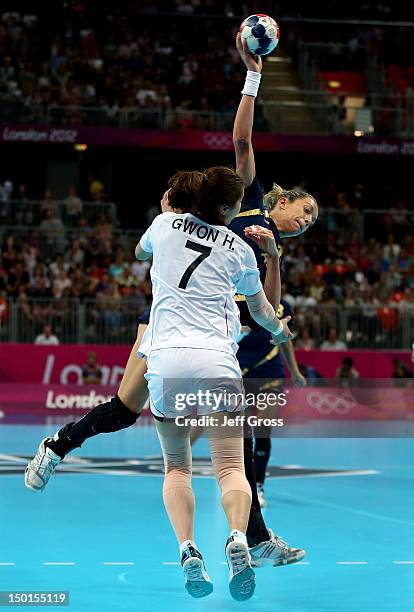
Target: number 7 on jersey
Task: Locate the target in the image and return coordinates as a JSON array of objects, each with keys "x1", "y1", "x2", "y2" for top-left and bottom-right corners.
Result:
[{"x1": 179, "y1": 240, "x2": 212, "y2": 289}]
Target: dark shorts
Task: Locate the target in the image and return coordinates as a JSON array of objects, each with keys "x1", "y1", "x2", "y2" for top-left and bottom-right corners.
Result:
[
  {"x1": 237, "y1": 330, "x2": 285, "y2": 392},
  {"x1": 138, "y1": 305, "x2": 151, "y2": 326}
]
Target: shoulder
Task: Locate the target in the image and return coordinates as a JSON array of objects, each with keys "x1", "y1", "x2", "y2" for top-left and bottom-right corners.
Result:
[
  {"x1": 145, "y1": 212, "x2": 178, "y2": 237},
  {"x1": 219, "y1": 225, "x2": 256, "y2": 260},
  {"x1": 152, "y1": 211, "x2": 176, "y2": 224},
  {"x1": 237, "y1": 238, "x2": 258, "y2": 266},
  {"x1": 241, "y1": 176, "x2": 265, "y2": 213}
]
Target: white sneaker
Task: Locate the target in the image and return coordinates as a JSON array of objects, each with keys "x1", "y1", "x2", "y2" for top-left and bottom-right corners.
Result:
[
  {"x1": 225, "y1": 535, "x2": 255, "y2": 601},
  {"x1": 257, "y1": 483, "x2": 267, "y2": 508},
  {"x1": 249, "y1": 529, "x2": 306, "y2": 568},
  {"x1": 181, "y1": 545, "x2": 213, "y2": 598},
  {"x1": 24, "y1": 437, "x2": 61, "y2": 493}
]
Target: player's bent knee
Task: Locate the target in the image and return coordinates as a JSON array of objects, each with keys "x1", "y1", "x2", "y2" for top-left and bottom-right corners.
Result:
[
  {"x1": 163, "y1": 468, "x2": 192, "y2": 490},
  {"x1": 91, "y1": 394, "x2": 138, "y2": 433},
  {"x1": 220, "y1": 472, "x2": 252, "y2": 499}
]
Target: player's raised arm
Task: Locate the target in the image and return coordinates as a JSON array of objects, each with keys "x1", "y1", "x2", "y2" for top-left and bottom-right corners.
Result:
[
  {"x1": 233, "y1": 33, "x2": 262, "y2": 188},
  {"x1": 233, "y1": 35, "x2": 282, "y2": 308}
]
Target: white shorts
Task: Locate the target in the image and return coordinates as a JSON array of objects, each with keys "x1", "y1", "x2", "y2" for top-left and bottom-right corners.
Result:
[{"x1": 145, "y1": 347, "x2": 245, "y2": 419}]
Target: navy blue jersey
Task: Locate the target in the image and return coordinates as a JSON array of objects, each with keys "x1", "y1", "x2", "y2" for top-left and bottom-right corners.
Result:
[
  {"x1": 139, "y1": 305, "x2": 151, "y2": 325},
  {"x1": 229, "y1": 177, "x2": 283, "y2": 281},
  {"x1": 229, "y1": 177, "x2": 283, "y2": 329},
  {"x1": 237, "y1": 299, "x2": 293, "y2": 380}
]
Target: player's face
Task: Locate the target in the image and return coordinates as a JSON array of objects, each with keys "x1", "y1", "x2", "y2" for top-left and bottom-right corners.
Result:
[{"x1": 275, "y1": 197, "x2": 318, "y2": 237}]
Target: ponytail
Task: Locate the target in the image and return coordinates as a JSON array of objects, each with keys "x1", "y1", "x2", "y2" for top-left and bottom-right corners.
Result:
[
  {"x1": 167, "y1": 170, "x2": 203, "y2": 212},
  {"x1": 167, "y1": 166, "x2": 244, "y2": 225},
  {"x1": 197, "y1": 166, "x2": 244, "y2": 225}
]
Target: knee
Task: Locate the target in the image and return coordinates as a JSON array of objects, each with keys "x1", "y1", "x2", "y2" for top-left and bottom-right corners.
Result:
[
  {"x1": 216, "y1": 464, "x2": 252, "y2": 499},
  {"x1": 221, "y1": 471, "x2": 252, "y2": 499},
  {"x1": 163, "y1": 463, "x2": 192, "y2": 489},
  {"x1": 164, "y1": 461, "x2": 191, "y2": 476},
  {"x1": 91, "y1": 395, "x2": 138, "y2": 433}
]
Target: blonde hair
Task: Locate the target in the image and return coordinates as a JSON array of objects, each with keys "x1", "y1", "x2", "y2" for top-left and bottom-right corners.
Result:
[{"x1": 264, "y1": 183, "x2": 316, "y2": 212}]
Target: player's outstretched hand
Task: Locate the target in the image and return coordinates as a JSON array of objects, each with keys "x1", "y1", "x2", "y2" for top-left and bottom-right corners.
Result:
[
  {"x1": 292, "y1": 371, "x2": 307, "y2": 388},
  {"x1": 244, "y1": 225, "x2": 278, "y2": 257},
  {"x1": 270, "y1": 316, "x2": 295, "y2": 346},
  {"x1": 236, "y1": 32, "x2": 262, "y2": 73}
]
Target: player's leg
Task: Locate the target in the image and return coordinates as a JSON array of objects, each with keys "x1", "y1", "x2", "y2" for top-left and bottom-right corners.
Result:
[
  {"x1": 254, "y1": 393, "x2": 277, "y2": 508},
  {"x1": 155, "y1": 419, "x2": 195, "y2": 543},
  {"x1": 25, "y1": 324, "x2": 148, "y2": 492},
  {"x1": 207, "y1": 414, "x2": 255, "y2": 601},
  {"x1": 244, "y1": 388, "x2": 306, "y2": 567},
  {"x1": 155, "y1": 418, "x2": 212, "y2": 599},
  {"x1": 253, "y1": 380, "x2": 283, "y2": 505},
  {"x1": 49, "y1": 333, "x2": 147, "y2": 458},
  {"x1": 254, "y1": 435, "x2": 271, "y2": 506},
  {"x1": 244, "y1": 423, "x2": 272, "y2": 545},
  {"x1": 190, "y1": 373, "x2": 306, "y2": 569}
]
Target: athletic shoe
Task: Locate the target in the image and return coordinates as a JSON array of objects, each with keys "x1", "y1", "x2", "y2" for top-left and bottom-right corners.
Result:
[
  {"x1": 181, "y1": 545, "x2": 213, "y2": 598},
  {"x1": 257, "y1": 483, "x2": 267, "y2": 508},
  {"x1": 225, "y1": 535, "x2": 255, "y2": 601},
  {"x1": 249, "y1": 529, "x2": 306, "y2": 568},
  {"x1": 24, "y1": 437, "x2": 61, "y2": 493}
]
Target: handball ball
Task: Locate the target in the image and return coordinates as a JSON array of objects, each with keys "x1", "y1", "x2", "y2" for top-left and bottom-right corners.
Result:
[{"x1": 240, "y1": 14, "x2": 280, "y2": 56}]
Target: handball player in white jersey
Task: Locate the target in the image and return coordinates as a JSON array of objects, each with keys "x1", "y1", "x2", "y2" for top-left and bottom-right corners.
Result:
[{"x1": 135, "y1": 166, "x2": 292, "y2": 600}]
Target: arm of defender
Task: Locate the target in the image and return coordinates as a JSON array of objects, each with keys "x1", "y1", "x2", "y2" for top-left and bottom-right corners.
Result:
[
  {"x1": 244, "y1": 225, "x2": 281, "y2": 308},
  {"x1": 245, "y1": 289, "x2": 293, "y2": 344},
  {"x1": 263, "y1": 254, "x2": 281, "y2": 313},
  {"x1": 281, "y1": 341, "x2": 307, "y2": 387}
]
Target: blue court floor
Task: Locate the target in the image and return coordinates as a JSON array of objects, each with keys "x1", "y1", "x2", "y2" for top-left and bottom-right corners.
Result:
[{"x1": 0, "y1": 424, "x2": 413, "y2": 612}]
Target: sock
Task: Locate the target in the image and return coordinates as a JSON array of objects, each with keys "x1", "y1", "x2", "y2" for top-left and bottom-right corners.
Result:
[
  {"x1": 243, "y1": 434, "x2": 261, "y2": 511},
  {"x1": 246, "y1": 510, "x2": 270, "y2": 547},
  {"x1": 46, "y1": 395, "x2": 139, "y2": 459},
  {"x1": 229, "y1": 529, "x2": 247, "y2": 544},
  {"x1": 254, "y1": 437, "x2": 271, "y2": 485},
  {"x1": 180, "y1": 540, "x2": 198, "y2": 558}
]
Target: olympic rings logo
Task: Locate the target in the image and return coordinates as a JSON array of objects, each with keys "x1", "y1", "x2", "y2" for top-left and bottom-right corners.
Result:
[
  {"x1": 306, "y1": 391, "x2": 357, "y2": 415},
  {"x1": 203, "y1": 133, "x2": 233, "y2": 150}
]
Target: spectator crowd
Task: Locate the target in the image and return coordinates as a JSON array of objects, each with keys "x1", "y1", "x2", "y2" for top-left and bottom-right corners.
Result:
[
  {"x1": 0, "y1": 2, "x2": 412, "y2": 131},
  {"x1": 0, "y1": 5, "x2": 245, "y2": 128},
  {"x1": 0, "y1": 175, "x2": 413, "y2": 347}
]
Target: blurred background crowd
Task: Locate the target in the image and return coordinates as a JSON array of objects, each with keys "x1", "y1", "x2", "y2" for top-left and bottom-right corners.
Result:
[
  {"x1": 0, "y1": 174, "x2": 413, "y2": 347},
  {"x1": 0, "y1": 1, "x2": 413, "y2": 134}
]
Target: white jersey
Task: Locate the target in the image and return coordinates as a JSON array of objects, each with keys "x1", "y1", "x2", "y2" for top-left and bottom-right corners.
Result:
[{"x1": 138, "y1": 212, "x2": 262, "y2": 356}]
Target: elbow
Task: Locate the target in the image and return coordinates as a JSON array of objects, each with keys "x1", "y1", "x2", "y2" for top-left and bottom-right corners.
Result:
[
  {"x1": 233, "y1": 136, "x2": 251, "y2": 151},
  {"x1": 135, "y1": 244, "x2": 145, "y2": 260}
]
